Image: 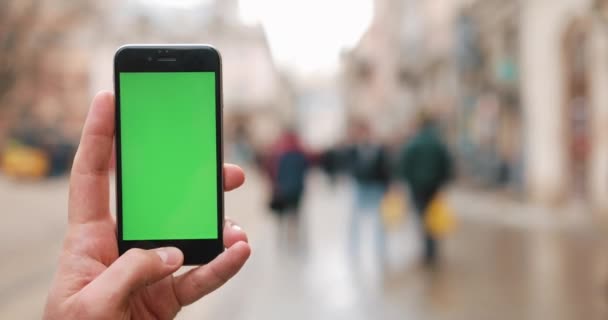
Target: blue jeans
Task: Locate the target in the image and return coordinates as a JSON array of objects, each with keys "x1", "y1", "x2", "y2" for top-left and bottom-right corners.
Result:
[{"x1": 349, "y1": 182, "x2": 387, "y2": 263}]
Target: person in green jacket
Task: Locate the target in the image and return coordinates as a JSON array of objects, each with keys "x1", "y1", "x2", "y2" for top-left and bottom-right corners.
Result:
[{"x1": 399, "y1": 112, "x2": 452, "y2": 267}]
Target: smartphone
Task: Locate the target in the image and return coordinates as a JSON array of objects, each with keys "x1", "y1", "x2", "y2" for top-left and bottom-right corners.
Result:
[{"x1": 114, "y1": 45, "x2": 224, "y2": 265}]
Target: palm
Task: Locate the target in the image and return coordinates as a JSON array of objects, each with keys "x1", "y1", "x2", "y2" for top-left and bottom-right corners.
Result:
[
  {"x1": 56, "y1": 220, "x2": 177, "y2": 319},
  {"x1": 130, "y1": 272, "x2": 182, "y2": 319},
  {"x1": 44, "y1": 92, "x2": 250, "y2": 320}
]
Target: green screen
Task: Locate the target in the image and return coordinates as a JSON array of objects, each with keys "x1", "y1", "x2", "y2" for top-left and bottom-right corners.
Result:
[{"x1": 119, "y1": 72, "x2": 218, "y2": 240}]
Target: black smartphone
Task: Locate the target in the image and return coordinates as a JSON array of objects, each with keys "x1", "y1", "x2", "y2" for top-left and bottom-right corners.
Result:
[{"x1": 114, "y1": 45, "x2": 224, "y2": 265}]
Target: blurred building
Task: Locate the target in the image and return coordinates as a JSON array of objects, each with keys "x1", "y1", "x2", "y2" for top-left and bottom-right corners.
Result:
[
  {"x1": 341, "y1": 0, "x2": 462, "y2": 139},
  {"x1": 521, "y1": 0, "x2": 608, "y2": 213},
  {"x1": 94, "y1": 0, "x2": 291, "y2": 149},
  {"x1": 342, "y1": 0, "x2": 608, "y2": 213},
  {"x1": 0, "y1": 0, "x2": 289, "y2": 172},
  {"x1": 342, "y1": 0, "x2": 418, "y2": 138},
  {"x1": 0, "y1": 0, "x2": 100, "y2": 148},
  {"x1": 451, "y1": 1, "x2": 523, "y2": 193}
]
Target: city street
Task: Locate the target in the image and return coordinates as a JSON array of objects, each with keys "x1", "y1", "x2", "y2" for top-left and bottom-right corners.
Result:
[
  {"x1": 0, "y1": 169, "x2": 607, "y2": 319},
  {"x1": 5, "y1": 0, "x2": 608, "y2": 319}
]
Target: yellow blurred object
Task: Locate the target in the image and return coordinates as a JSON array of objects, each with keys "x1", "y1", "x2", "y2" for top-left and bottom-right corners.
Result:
[
  {"x1": 381, "y1": 188, "x2": 407, "y2": 230},
  {"x1": 2, "y1": 145, "x2": 50, "y2": 179},
  {"x1": 425, "y1": 194, "x2": 456, "y2": 238}
]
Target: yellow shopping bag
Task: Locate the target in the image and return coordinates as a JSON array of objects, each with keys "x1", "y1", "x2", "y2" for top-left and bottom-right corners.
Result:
[
  {"x1": 381, "y1": 188, "x2": 407, "y2": 230},
  {"x1": 424, "y1": 194, "x2": 456, "y2": 238}
]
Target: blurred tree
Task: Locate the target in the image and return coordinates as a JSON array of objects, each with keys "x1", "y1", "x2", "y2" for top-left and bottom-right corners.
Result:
[
  {"x1": 0, "y1": 0, "x2": 96, "y2": 147},
  {"x1": 0, "y1": 1, "x2": 41, "y2": 112},
  {"x1": 0, "y1": 1, "x2": 41, "y2": 148}
]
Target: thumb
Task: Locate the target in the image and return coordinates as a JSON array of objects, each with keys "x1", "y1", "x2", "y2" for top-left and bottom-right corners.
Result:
[{"x1": 82, "y1": 247, "x2": 183, "y2": 304}]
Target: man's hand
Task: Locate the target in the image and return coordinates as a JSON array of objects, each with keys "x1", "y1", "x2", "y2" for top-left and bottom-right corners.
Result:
[{"x1": 43, "y1": 91, "x2": 251, "y2": 319}]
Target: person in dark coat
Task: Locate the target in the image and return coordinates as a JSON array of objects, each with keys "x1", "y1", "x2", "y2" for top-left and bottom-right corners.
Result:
[
  {"x1": 347, "y1": 122, "x2": 390, "y2": 266},
  {"x1": 399, "y1": 113, "x2": 452, "y2": 267},
  {"x1": 264, "y1": 130, "x2": 311, "y2": 251}
]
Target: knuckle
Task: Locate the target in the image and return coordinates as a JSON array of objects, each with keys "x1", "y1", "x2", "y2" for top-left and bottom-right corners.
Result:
[
  {"x1": 122, "y1": 248, "x2": 156, "y2": 267},
  {"x1": 210, "y1": 263, "x2": 231, "y2": 285},
  {"x1": 124, "y1": 248, "x2": 147, "y2": 259},
  {"x1": 188, "y1": 272, "x2": 211, "y2": 295},
  {"x1": 121, "y1": 249, "x2": 158, "y2": 285},
  {"x1": 188, "y1": 274, "x2": 205, "y2": 292},
  {"x1": 69, "y1": 296, "x2": 97, "y2": 319}
]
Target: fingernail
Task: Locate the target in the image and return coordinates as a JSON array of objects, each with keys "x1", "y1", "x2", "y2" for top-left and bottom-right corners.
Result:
[
  {"x1": 155, "y1": 247, "x2": 182, "y2": 266},
  {"x1": 231, "y1": 222, "x2": 242, "y2": 231}
]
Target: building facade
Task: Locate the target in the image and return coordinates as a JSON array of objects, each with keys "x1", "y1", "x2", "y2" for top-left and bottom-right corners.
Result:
[
  {"x1": 343, "y1": 0, "x2": 608, "y2": 213},
  {"x1": 521, "y1": 0, "x2": 608, "y2": 213}
]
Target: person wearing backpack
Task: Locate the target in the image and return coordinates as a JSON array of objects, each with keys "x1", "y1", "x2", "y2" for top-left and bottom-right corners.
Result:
[{"x1": 265, "y1": 130, "x2": 311, "y2": 252}]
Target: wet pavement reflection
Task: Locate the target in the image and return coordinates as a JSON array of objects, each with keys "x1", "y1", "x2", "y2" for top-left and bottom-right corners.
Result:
[{"x1": 0, "y1": 170, "x2": 606, "y2": 319}]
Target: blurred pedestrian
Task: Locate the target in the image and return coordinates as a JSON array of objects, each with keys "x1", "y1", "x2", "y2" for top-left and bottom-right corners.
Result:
[
  {"x1": 347, "y1": 121, "x2": 390, "y2": 266},
  {"x1": 232, "y1": 122, "x2": 256, "y2": 166},
  {"x1": 398, "y1": 112, "x2": 452, "y2": 267},
  {"x1": 264, "y1": 129, "x2": 311, "y2": 252},
  {"x1": 319, "y1": 141, "x2": 351, "y2": 186}
]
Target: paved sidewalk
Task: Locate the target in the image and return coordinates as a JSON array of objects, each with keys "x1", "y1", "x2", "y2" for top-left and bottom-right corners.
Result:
[
  {"x1": 447, "y1": 187, "x2": 601, "y2": 232},
  {"x1": 0, "y1": 172, "x2": 606, "y2": 319}
]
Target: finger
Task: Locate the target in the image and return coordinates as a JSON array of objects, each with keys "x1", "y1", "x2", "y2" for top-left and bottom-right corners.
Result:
[
  {"x1": 174, "y1": 241, "x2": 251, "y2": 306},
  {"x1": 223, "y1": 164, "x2": 245, "y2": 191},
  {"x1": 69, "y1": 91, "x2": 115, "y2": 224},
  {"x1": 223, "y1": 218, "x2": 248, "y2": 248},
  {"x1": 81, "y1": 247, "x2": 183, "y2": 305}
]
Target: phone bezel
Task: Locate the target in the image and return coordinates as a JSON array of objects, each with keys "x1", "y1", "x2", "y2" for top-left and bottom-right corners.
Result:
[{"x1": 114, "y1": 45, "x2": 224, "y2": 265}]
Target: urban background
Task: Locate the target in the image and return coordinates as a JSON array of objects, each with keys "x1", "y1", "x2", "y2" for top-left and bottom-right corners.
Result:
[{"x1": 2, "y1": 0, "x2": 608, "y2": 319}]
